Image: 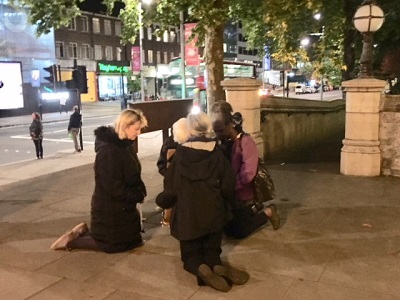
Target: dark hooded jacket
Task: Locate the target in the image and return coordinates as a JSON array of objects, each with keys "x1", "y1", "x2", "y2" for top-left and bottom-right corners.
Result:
[
  {"x1": 158, "y1": 136, "x2": 235, "y2": 241},
  {"x1": 90, "y1": 126, "x2": 146, "y2": 253}
]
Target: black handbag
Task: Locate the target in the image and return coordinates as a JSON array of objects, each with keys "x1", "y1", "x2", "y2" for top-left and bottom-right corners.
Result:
[
  {"x1": 253, "y1": 158, "x2": 276, "y2": 204},
  {"x1": 238, "y1": 132, "x2": 276, "y2": 203}
]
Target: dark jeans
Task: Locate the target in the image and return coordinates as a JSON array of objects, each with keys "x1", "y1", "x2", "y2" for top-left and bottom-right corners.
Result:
[
  {"x1": 68, "y1": 232, "x2": 143, "y2": 253},
  {"x1": 224, "y1": 205, "x2": 268, "y2": 239},
  {"x1": 179, "y1": 231, "x2": 223, "y2": 276},
  {"x1": 33, "y1": 138, "x2": 43, "y2": 158}
]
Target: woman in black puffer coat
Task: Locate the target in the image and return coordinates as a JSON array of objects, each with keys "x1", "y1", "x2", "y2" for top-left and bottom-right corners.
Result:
[{"x1": 50, "y1": 109, "x2": 148, "y2": 253}]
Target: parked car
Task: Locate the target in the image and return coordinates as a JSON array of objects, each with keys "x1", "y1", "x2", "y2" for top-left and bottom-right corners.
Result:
[
  {"x1": 295, "y1": 84, "x2": 306, "y2": 94},
  {"x1": 305, "y1": 86, "x2": 316, "y2": 93}
]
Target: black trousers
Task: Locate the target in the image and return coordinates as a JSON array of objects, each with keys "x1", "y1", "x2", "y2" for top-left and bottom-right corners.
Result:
[
  {"x1": 33, "y1": 139, "x2": 43, "y2": 158},
  {"x1": 179, "y1": 231, "x2": 223, "y2": 276},
  {"x1": 224, "y1": 205, "x2": 268, "y2": 239}
]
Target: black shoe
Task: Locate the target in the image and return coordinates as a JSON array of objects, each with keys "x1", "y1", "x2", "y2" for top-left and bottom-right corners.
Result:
[
  {"x1": 213, "y1": 265, "x2": 250, "y2": 285},
  {"x1": 198, "y1": 264, "x2": 231, "y2": 292}
]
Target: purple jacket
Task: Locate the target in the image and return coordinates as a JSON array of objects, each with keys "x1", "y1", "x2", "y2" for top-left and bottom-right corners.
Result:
[{"x1": 231, "y1": 134, "x2": 258, "y2": 202}]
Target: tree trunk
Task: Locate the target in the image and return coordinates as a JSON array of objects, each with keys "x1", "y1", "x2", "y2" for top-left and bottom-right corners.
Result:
[{"x1": 204, "y1": 23, "x2": 225, "y2": 111}]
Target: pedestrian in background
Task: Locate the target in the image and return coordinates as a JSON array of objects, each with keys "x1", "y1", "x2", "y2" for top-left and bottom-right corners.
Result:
[
  {"x1": 51, "y1": 109, "x2": 148, "y2": 253},
  {"x1": 59, "y1": 98, "x2": 68, "y2": 114},
  {"x1": 156, "y1": 112, "x2": 249, "y2": 292},
  {"x1": 68, "y1": 105, "x2": 82, "y2": 152},
  {"x1": 29, "y1": 112, "x2": 43, "y2": 159},
  {"x1": 210, "y1": 101, "x2": 280, "y2": 239}
]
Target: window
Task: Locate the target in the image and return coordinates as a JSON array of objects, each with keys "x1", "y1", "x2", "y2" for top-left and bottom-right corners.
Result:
[
  {"x1": 156, "y1": 51, "x2": 161, "y2": 64},
  {"x1": 94, "y1": 45, "x2": 102, "y2": 60},
  {"x1": 68, "y1": 18, "x2": 76, "y2": 30},
  {"x1": 105, "y1": 46, "x2": 113, "y2": 60},
  {"x1": 92, "y1": 17, "x2": 100, "y2": 33},
  {"x1": 156, "y1": 26, "x2": 161, "y2": 41},
  {"x1": 147, "y1": 26, "x2": 152, "y2": 40},
  {"x1": 68, "y1": 43, "x2": 78, "y2": 58},
  {"x1": 163, "y1": 31, "x2": 169, "y2": 42},
  {"x1": 81, "y1": 44, "x2": 91, "y2": 59},
  {"x1": 116, "y1": 47, "x2": 122, "y2": 61},
  {"x1": 104, "y1": 19, "x2": 112, "y2": 35},
  {"x1": 56, "y1": 42, "x2": 65, "y2": 58},
  {"x1": 170, "y1": 30, "x2": 176, "y2": 43},
  {"x1": 164, "y1": 52, "x2": 168, "y2": 63},
  {"x1": 147, "y1": 50, "x2": 153, "y2": 63},
  {"x1": 81, "y1": 16, "x2": 88, "y2": 32},
  {"x1": 115, "y1": 22, "x2": 121, "y2": 36}
]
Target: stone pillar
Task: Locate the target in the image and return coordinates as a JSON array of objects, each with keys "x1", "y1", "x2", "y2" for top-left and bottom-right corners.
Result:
[
  {"x1": 341, "y1": 78, "x2": 386, "y2": 176},
  {"x1": 220, "y1": 78, "x2": 263, "y2": 157}
]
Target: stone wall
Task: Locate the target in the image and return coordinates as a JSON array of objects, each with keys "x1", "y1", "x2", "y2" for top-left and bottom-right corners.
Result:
[
  {"x1": 379, "y1": 95, "x2": 400, "y2": 177},
  {"x1": 260, "y1": 97, "x2": 345, "y2": 162}
]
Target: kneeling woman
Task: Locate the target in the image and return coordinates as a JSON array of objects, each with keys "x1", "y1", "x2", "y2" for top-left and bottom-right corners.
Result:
[
  {"x1": 156, "y1": 112, "x2": 249, "y2": 292},
  {"x1": 51, "y1": 109, "x2": 148, "y2": 253}
]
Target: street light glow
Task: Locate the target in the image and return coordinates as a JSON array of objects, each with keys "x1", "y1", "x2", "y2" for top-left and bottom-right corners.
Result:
[
  {"x1": 314, "y1": 13, "x2": 321, "y2": 20},
  {"x1": 300, "y1": 38, "x2": 310, "y2": 47}
]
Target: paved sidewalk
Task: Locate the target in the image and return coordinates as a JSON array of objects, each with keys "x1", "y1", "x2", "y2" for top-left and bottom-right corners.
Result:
[{"x1": 1, "y1": 103, "x2": 400, "y2": 299}]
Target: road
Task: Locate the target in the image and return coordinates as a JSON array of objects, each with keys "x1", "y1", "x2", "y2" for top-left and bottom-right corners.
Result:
[
  {"x1": 272, "y1": 89, "x2": 343, "y2": 101},
  {"x1": 0, "y1": 115, "x2": 116, "y2": 166}
]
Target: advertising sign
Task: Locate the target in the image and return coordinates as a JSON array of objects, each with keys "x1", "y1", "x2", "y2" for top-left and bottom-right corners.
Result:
[
  {"x1": 0, "y1": 62, "x2": 24, "y2": 109},
  {"x1": 131, "y1": 46, "x2": 141, "y2": 72},
  {"x1": 184, "y1": 23, "x2": 200, "y2": 66},
  {"x1": 31, "y1": 69, "x2": 41, "y2": 87}
]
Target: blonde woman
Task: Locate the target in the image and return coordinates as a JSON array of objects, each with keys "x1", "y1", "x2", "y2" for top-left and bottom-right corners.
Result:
[{"x1": 51, "y1": 109, "x2": 148, "y2": 253}]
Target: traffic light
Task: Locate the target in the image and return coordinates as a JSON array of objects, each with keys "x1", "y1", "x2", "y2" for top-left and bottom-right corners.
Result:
[
  {"x1": 72, "y1": 66, "x2": 88, "y2": 94},
  {"x1": 43, "y1": 64, "x2": 58, "y2": 85}
]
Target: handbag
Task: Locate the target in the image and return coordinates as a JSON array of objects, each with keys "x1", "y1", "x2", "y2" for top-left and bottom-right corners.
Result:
[
  {"x1": 253, "y1": 158, "x2": 276, "y2": 204},
  {"x1": 238, "y1": 133, "x2": 276, "y2": 204}
]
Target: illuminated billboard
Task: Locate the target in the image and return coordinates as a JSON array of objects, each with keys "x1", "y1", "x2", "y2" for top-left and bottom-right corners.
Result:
[{"x1": 0, "y1": 61, "x2": 24, "y2": 109}]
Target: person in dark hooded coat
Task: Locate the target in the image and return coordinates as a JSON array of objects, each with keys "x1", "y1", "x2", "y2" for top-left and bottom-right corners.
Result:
[
  {"x1": 50, "y1": 109, "x2": 148, "y2": 253},
  {"x1": 156, "y1": 112, "x2": 249, "y2": 293}
]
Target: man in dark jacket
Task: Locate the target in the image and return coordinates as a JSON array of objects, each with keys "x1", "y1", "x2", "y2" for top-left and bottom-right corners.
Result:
[{"x1": 68, "y1": 105, "x2": 82, "y2": 152}]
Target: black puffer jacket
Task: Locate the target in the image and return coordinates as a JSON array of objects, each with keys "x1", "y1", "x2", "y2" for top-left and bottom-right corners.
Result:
[
  {"x1": 68, "y1": 111, "x2": 82, "y2": 130},
  {"x1": 161, "y1": 137, "x2": 235, "y2": 241},
  {"x1": 90, "y1": 126, "x2": 146, "y2": 253}
]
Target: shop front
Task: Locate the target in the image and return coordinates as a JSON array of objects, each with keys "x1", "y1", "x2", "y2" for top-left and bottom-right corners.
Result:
[{"x1": 97, "y1": 61, "x2": 129, "y2": 101}]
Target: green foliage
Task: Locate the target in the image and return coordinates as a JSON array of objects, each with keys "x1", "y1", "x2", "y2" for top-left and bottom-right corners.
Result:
[
  {"x1": 10, "y1": 0, "x2": 82, "y2": 36},
  {"x1": 17, "y1": 0, "x2": 400, "y2": 98},
  {"x1": 127, "y1": 71, "x2": 141, "y2": 92}
]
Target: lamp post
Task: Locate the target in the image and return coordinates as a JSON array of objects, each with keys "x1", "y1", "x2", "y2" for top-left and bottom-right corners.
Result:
[
  {"x1": 286, "y1": 72, "x2": 294, "y2": 97},
  {"x1": 138, "y1": 0, "x2": 152, "y2": 101},
  {"x1": 353, "y1": 0, "x2": 385, "y2": 78}
]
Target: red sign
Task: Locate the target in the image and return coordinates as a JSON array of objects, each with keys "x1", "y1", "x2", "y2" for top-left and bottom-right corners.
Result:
[
  {"x1": 131, "y1": 46, "x2": 141, "y2": 72},
  {"x1": 185, "y1": 23, "x2": 199, "y2": 66}
]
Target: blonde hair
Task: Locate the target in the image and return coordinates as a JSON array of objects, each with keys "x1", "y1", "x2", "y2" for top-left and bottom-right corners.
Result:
[
  {"x1": 114, "y1": 109, "x2": 148, "y2": 139},
  {"x1": 186, "y1": 112, "x2": 212, "y2": 138},
  {"x1": 172, "y1": 118, "x2": 189, "y2": 144}
]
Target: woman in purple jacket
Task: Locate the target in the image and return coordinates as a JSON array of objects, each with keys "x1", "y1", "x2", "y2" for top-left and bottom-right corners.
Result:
[{"x1": 210, "y1": 101, "x2": 280, "y2": 239}]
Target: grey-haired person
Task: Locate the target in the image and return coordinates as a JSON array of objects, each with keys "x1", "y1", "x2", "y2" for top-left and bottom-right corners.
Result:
[{"x1": 156, "y1": 112, "x2": 249, "y2": 292}]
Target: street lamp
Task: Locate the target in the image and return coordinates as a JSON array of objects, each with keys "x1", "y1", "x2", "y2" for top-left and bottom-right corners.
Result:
[
  {"x1": 353, "y1": 0, "x2": 385, "y2": 78},
  {"x1": 139, "y1": 0, "x2": 152, "y2": 101},
  {"x1": 286, "y1": 71, "x2": 294, "y2": 97}
]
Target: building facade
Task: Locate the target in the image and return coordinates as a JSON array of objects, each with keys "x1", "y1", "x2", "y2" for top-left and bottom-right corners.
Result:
[{"x1": 54, "y1": 11, "x2": 180, "y2": 102}]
